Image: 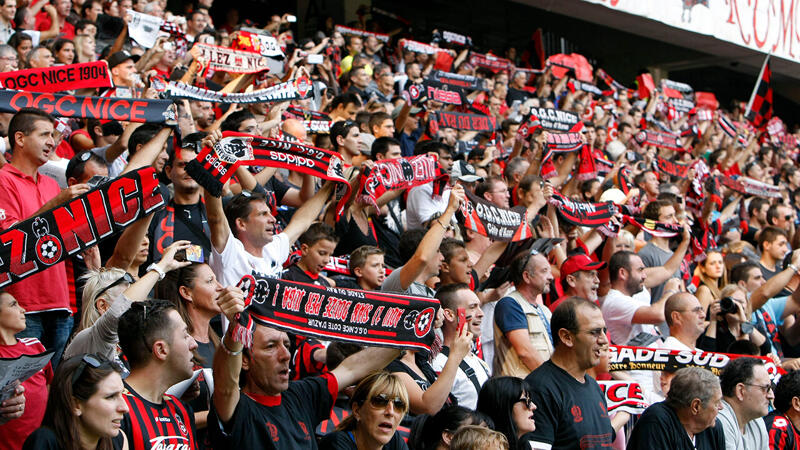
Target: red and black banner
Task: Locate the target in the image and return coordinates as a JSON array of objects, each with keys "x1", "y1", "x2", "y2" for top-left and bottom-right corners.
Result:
[
  {"x1": 633, "y1": 130, "x2": 682, "y2": 151},
  {"x1": 547, "y1": 191, "x2": 618, "y2": 228},
  {"x1": 567, "y1": 80, "x2": 603, "y2": 96},
  {"x1": 530, "y1": 107, "x2": 581, "y2": 132},
  {"x1": 431, "y1": 30, "x2": 472, "y2": 47},
  {"x1": 719, "y1": 176, "x2": 782, "y2": 199},
  {"x1": 0, "y1": 167, "x2": 165, "y2": 288},
  {"x1": 434, "y1": 111, "x2": 496, "y2": 132},
  {"x1": 356, "y1": 154, "x2": 448, "y2": 210},
  {"x1": 283, "y1": 106, "x2": 332, "y2": 134},
  {"x1": 428, "y1": 70, "x2": 487, "y2": 91},
  {"x1": 468, "y1": 52, "x2": 514, "y2": 73},
  {"x1": 237, "y1": 274, "x2": 440, "y2": 351},
  {"x1": 745, "y1": 59, "x2": 773, "y2": 129},
  {"x1": 421, "y1": 79, "x2": 465, "y2": 105},
  {"x1": 0, "y1": 61, "x2": 113, "y2": 93},
  {"x1": 185, "y1": 131, "x2": 350, "y2": 215},
  {"x1": 458, "y1": 189, "x2": 533, "y2": 241},
  {"x1": 653, "y1": 156, "x2": 689, "y2": 179},
  {"x1": 624, "y1": 216, "x2": 683, "y2": 238},
  {"x1": 596, "y1": 68, "x2": 627, "y2": 91},
  {"x1": 609, "y1": 345, "x2": 783, "y2": 378},
  {"x1": 0, "y1": 90, "x2": 176, "y2": 123},
  {"x1": 546, "y1": 132, "x2": 583, "y2": 151}
]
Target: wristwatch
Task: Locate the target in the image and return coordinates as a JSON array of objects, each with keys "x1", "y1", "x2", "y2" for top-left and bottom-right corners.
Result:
[{"x1": 146, "y1": 263, "x2": 166, "y2": 280}]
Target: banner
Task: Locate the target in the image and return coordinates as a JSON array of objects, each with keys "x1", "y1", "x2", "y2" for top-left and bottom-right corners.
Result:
[
  {"x1": 0, "y1": 167, "x2": 165, "y2": 288},
  {"x1": 596, "y1": 381, "x2": 650, "y2": 415},
  {"x1": 608, "y1": 345, "x2": 783, "y2": 378},
  {"x1": 236, "y1": 274, "x2": 440, "y2": 351},
  {"x1": 0, "y1": 61, "x2": 112, "y2": 93},
  {"x1": 356, "y1": 154, "x2": 448, "y2": 210},
  {"x1": 434, "y1": 111, "x2": 496, "y2": 132},
  {"x1": 414, "y1": 79, "x2": 465, "y2": 106},
  {"x1": 162, "y1": 77, "x2": 311, "y2": 104},
  {"x1": 0, "y1": 90, "x2": 176, "y2": 123},
  {"x1": 530, "y1": 107, "x2": 580, "y2": 132},
  {"x1": 190, "y1": 43, "x2": 270, "y2": 74},
  {"x1": 334, "y1": 24, "x2": 389, "y2": 43},
  {"x1": 458, "y1": 189, "x2": 533, "y2": 241},
  {"x1": 185, "y1": 131, "x2": 350, "y2": 215},
  {"x1": 548, "y1": 191, "x2": 618, "y2": 228},
  {"x1": 0, "y1": 350, "x2": 53, "y2": 402},
  {"x1": 654, "y1": 156, "x2": 689, "y2": 178},
  {"x1": 429, "y1": 70, "x2": 488, "y2": 91}
]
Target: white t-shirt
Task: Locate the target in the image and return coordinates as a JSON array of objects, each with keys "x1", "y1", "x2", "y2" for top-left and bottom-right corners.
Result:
[
  {"x1": 209, "y1": 232, "x2": 291, "y2": 288},
  {"x1": 431, "y1": 350, "x2": 490, "y2": 410},
  {"x1": 601, "y1": 288, "x2": 659, "y2": 345},
  {"x1": 405, "y1": 183, "x2": 449, "y2": 230}
]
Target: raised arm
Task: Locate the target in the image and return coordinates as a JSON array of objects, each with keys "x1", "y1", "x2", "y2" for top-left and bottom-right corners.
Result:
[
  {"x1": 212, "y1": 287, "x2": 246, "y2": 423},
  {"x1": 643, "y1": 226, "x2": 691, "y2": 287},
  {"x1": 751, "y1": 249, "x2": 800, "y2": 311},
  {"x1": 121, "y1": 127, "x2": 172, "y2": 175},
  {"x1": 281, "y1": 181, "x2": 335, "y2": 244}
]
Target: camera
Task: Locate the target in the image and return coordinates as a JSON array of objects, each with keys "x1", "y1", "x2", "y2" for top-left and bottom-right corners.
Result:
[{"x1": 719, "y1": 296, "x2": 738, "y2": 315}]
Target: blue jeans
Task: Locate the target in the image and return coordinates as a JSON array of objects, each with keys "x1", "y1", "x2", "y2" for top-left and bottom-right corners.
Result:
[{"x1": 16, "y1": 311, "x2": 73, "y2": 369}]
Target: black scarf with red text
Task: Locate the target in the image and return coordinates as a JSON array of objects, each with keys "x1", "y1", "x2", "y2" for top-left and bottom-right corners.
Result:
[
  {"x1": 434, "y1": 111, "x2": 496, "y2": 132},
  {"x1": 356, "y1": 154, "x2": 448, "y2": 210},
  {"x1": 0, "y1": 167, "x2": 165, "y2": 288},
  {"x1": 653, "y1": 156, "x2": 689, "y2": 178},
  {"x1": 609, "y1": 345, "x2": 783, "y2": 378},
  {"x1": 185, "y1": 131, "x2": 350, "y2": 216},
  {"x1": 458, "y1": 189, "x2": 533, "y2": 241},
  {"x1": 547, "y1": 191, "x2": 619, "y2": 228},
  {"x1": 233, "y1": 274, "x2": 440, "y2": 351}
]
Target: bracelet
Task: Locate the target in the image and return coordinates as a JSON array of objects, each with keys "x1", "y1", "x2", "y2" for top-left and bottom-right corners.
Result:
[
  {"x1": 220, "y1": 336, "x2": 243, "y2": 356},
  {"x1": 435, "y1": 218, "x2": 446, "y2": 229},
  {"x1": 146, "y1": 263, "x2": 166, "y2": 280},
  {"x1": 790, "y1": 264, "x2": 799, "y2": 274}
]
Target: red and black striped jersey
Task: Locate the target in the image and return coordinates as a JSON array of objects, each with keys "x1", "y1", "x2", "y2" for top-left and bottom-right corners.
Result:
[
  {"x1": 121, "y1": 382, "x2": 197, "y2": 450},
  {"x1": 766, "y1": 411, "x2": 800, "y2": 450}
]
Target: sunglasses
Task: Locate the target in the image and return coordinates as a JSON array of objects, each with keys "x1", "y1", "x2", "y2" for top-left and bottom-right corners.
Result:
[
  {"x1": 516, "y1": 396, "x2": 536, "y2": 409},
  {"x1": 94, "y1": 272, "x2": 135, "y2": 301},
  {"x1": 71, "y1": 353, "x2": 127, "y2": 387},
  {"x1": 369, "y1": 393, "x2": 406, "y2": 411}
]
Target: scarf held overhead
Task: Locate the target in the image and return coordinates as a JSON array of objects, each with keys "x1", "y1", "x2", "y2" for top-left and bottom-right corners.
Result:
[
  {"x1": 0, "y1": 90, "x2": 176, "y2": 123},
  {"x1": 434, "y1": 111, "x2": 495, "y2": 132},
  {"x1": 334, "y1": 25, "x2": 390, "y2": 43},
  {"x1": 428, "y1": 70, "x2": 488, "y2": 91},
  {"x1": 236, "y1": 274, "x2": 440, "y2": 351},
  {"x1": 0, "y1": 167, "x2": 165, "y2": 288},
  {"x1": 547, "y1": 191, "x2": 618, "y2": 228},
  {"x1": 458, "y1": 189, "x2": 533, "y2": 241},
  {"x1": 162, "y1": 77, "x2": 311, "y2": 104},
  {"x1": 190, "y1": 43, "x2": 270, "y2": 74},
  {"x1": 0, "y1": 61, "x2": 113, "y2": 93},
  {"x1": 357, "y1": 154, "x2": 448, "y2": 210},
  {"x1": 609, "y1": 345, "x2": 783, "y2": 378},
  {"x1": 185, "y1": 131, "x2": 350, "y2": 215},
  {"x1": 530, "y1": 107, "x2": 580, "y2": 132}
]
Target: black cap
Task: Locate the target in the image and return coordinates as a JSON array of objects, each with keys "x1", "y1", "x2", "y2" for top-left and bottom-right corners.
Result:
[{"x1": 107, "y1": 51, "x2": 140, "y2": 69}]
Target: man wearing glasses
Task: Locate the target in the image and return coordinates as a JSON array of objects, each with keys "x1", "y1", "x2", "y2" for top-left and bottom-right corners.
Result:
[
  {"x1": 524, "y1": 297, "x2": 621, "y2": 450},
  {"x1": 717, "y1": 357, "x2": 772, "y2": 449}
]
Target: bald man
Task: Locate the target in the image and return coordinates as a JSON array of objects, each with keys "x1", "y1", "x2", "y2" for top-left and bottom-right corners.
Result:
[
  {"x1": 659, "y1": 292, "x2": 706, "y2": 395},
  {"x1": 282, "y1": 118, "x2": 309, "y2": 144}
]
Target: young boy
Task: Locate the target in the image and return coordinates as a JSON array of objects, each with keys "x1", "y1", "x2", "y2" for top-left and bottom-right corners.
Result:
[
  {"x1": 282, "y1": 222, "x2": 339, "y2": 287},
  {"x1": 349, "y1": 245, "x2": 386, "y2": 291}
]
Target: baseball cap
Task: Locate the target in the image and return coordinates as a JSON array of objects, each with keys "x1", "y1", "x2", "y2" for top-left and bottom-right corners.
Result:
[
  {"x1": 560, "y1": 254, "x2": 606, "y2": 280},
  {"x1": 107, "y1": 50, "x2": 140, "y2": 69},
  {"x1": 451, "y1": 160, "x2": 482, "y2": 183}
]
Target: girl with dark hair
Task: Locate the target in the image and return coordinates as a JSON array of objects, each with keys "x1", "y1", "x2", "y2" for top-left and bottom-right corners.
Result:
[
  {"x1": 407, "y1": 405, "x2": 488, "y2": 450},
  {"x1": 476, "y1": 377, "x2": 537, "y2": 450},
  {"x1": 51, "y1": 38, "x2": 75, "y2": 65},
  {"x1": 320, "y1": 371, "x2": 409, "y2": 449},
  {"x1": 23, "y1": 353, "x2": 128, "y2": 450}
]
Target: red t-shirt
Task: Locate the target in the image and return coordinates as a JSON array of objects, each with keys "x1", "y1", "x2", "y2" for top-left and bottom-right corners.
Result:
[
  {"x1": 0, "y1": 338, "x2": 53, "y2": 450},
  {"x1": 34, "y1": 11, "x2": 75, "y2": 39},
  {"x1": 0, "y1": 164, "x2": 69, "y2": 312}
]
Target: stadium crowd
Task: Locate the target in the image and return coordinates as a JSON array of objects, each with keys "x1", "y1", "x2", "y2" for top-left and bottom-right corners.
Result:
[{"x1": 0, "y1": 0, "x2": 799, "y2": 449}]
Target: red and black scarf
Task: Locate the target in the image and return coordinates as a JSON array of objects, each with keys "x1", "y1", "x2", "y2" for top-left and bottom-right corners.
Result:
[
  {"x1": 356, "y1": 154, "x2": 448, "y2": 210},
  {"x1": 633, "y1": 130, "x2": 683, "y2": 151},
  {"x1": 0, "y1": 61, "x2": 113, "y2": 92},
  {"x1": 547, "y1": 191, "x2": 619, "y2": 228},
  {"x1": 458, "y1": 189, "x2": 533, "y2": 241},
  {"x1": 609, "y1": 345, "x2": 784, "y2": 378},
  {"x1": 0, "y1": 167, "x2": 165, "y2": 288},
  {"x1": 434, "y1": 111, "x2": 496, "y2": 132}
]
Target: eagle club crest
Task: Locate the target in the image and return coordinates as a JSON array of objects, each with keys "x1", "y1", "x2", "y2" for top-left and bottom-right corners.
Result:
[
  {"x1": 294, "y1": 76, "x2": 311, "y2": 98},
  {"x1": 32, "y1": 217, "x2": 62, "y2": 265},
  {"x1": 215, "y1": 136, "x2": 254, "y2": 163}
]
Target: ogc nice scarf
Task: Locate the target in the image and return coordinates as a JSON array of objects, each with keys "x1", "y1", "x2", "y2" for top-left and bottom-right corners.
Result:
[
  {"x1": 0, "y1": 61, "x2": 112, "y2": 93},
  {"x1": 567, "y1": 80, "x2": 603, "y2": 96},
  {"x1": 624, "y1": 216, "x2": 683, "y2": 238},
  {"x1": 186, "y1": 131, "x2": 350, "y2": 213},
  {"x1": 0, "y1": 167, "x2": 165, "y2": 288},
  {"x1": 356, "y1": 154, "x2": 448, "y2": 210},
  {"x1": 334, "y1": 25, "x2": 389, "y2": 43},
  {"x1": 458, "y1": 189, "x2": 533, "y2": 241},
  {"x1": 190, "y1": 43, "x2": 270, "y2": 74},
  {"x1": 162, "y1": 77, "x2": 311, "y2": 104},
  {"x1": 429, "y1": 70, "x2": 487, "y2": 91},
  {"x1": 468, "y1": 52, "x2": 514, "y2": 73},
  {"x1": 720, "y1": 176, "x2": 782, "y2": 199},
  {"x1": 283, "y1": 106, "x2": 331, "y2": 134},
  {"x1": 411, "y1": 79, "x2": 465, "y2": 106},
  {"x1": 0, "y1": 90, "x2": 176, "y2": 123},
  {"x1": 596, "y1": 68, "x2": 627, "y2": 91},
  {"x1": 400, "y1": 39, "x2": 440, "y2": 55},
  {"x1": 633, "y1": 130, "x2": 683, "y2": 151},
  {"x1": 653, "y1": 156, "x2": 689, "y2": 179},
  {"x1": 596, "y1": 381, "x2": 649, "y2": 415},
  {"x1": 547, "y1": 191, "x2": 618, "y2": 228},
  {"x1": 235, "y1": 274, "x2": 440, "y2": 351},
  {"x1": 530, "y1": 107, "x2": 581, "y2": 132},
  {"x1": 434, "y1": 111, "x2": 496, "y2": 132},
  {"x1": 431, "y1": 30, "x2": 472, "y2": 47},
  {"x1": 608, "y1": 345, "x2": 783, "y2": 378}
]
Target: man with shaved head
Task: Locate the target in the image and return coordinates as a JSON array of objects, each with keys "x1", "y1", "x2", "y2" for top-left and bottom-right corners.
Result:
[
  {"x1": 282, "y1": 118, "x2": 309, "y2": 143},
  {"x1": 659, "y1": 292, "x2": 706, "y2": 395}
]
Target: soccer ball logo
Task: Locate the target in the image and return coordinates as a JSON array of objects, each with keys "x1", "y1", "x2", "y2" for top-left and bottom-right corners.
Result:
[
  {"x1": 32, "y1": 217, "x2": 62, "y2": 265},
  {"x1": 413, "y1": 307, "x2": 436, "y2": 338}
]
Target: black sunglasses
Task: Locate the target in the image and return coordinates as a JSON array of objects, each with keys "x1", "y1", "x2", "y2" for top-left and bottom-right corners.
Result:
[
  {"x1": 516, "y1": 396, "x2": 536, "y2": 409},
  {"x1": 369, "y1": 393, "x2": 406, "y2": 411},
  {"x1": 95, "y1": 272, "x2": 135, "y2": 300},
  {"x1": 71, "y1": 354, "x2": 127, "y2": 386}
]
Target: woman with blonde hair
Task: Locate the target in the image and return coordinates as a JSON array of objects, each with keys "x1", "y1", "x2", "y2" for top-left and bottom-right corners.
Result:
[
  {"x1": 694, "y1": 249, "x2": 727, "y2": 311},
  {"x1": 697, "y1": 284, "x2": 771, "y2": 355},
  {"x1": 449, "y1": 425, "x2": 508, "y2": 450},
  {"x1": 72, "y1": 34, "x2": 96, "y2": 63},
  {"x1": 320, "y1": 371, "x2": 410, "y2": 449}
]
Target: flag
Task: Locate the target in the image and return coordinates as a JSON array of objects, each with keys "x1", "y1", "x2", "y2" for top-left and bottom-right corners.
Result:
[{"x1": 745, "y1": 55, "x2": 772, "y2": 129}]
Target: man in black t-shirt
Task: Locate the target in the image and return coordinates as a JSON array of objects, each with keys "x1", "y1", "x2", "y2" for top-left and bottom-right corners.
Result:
[
  {"x1": 524, "y1": 297, "x2": 622, "y2": 450},
  {"x1": 209, "y1": 294, "x2": 401, "y2": 449},
  {"x1": 627, "y1": 367, "x2": 725, "y2": 450}
]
